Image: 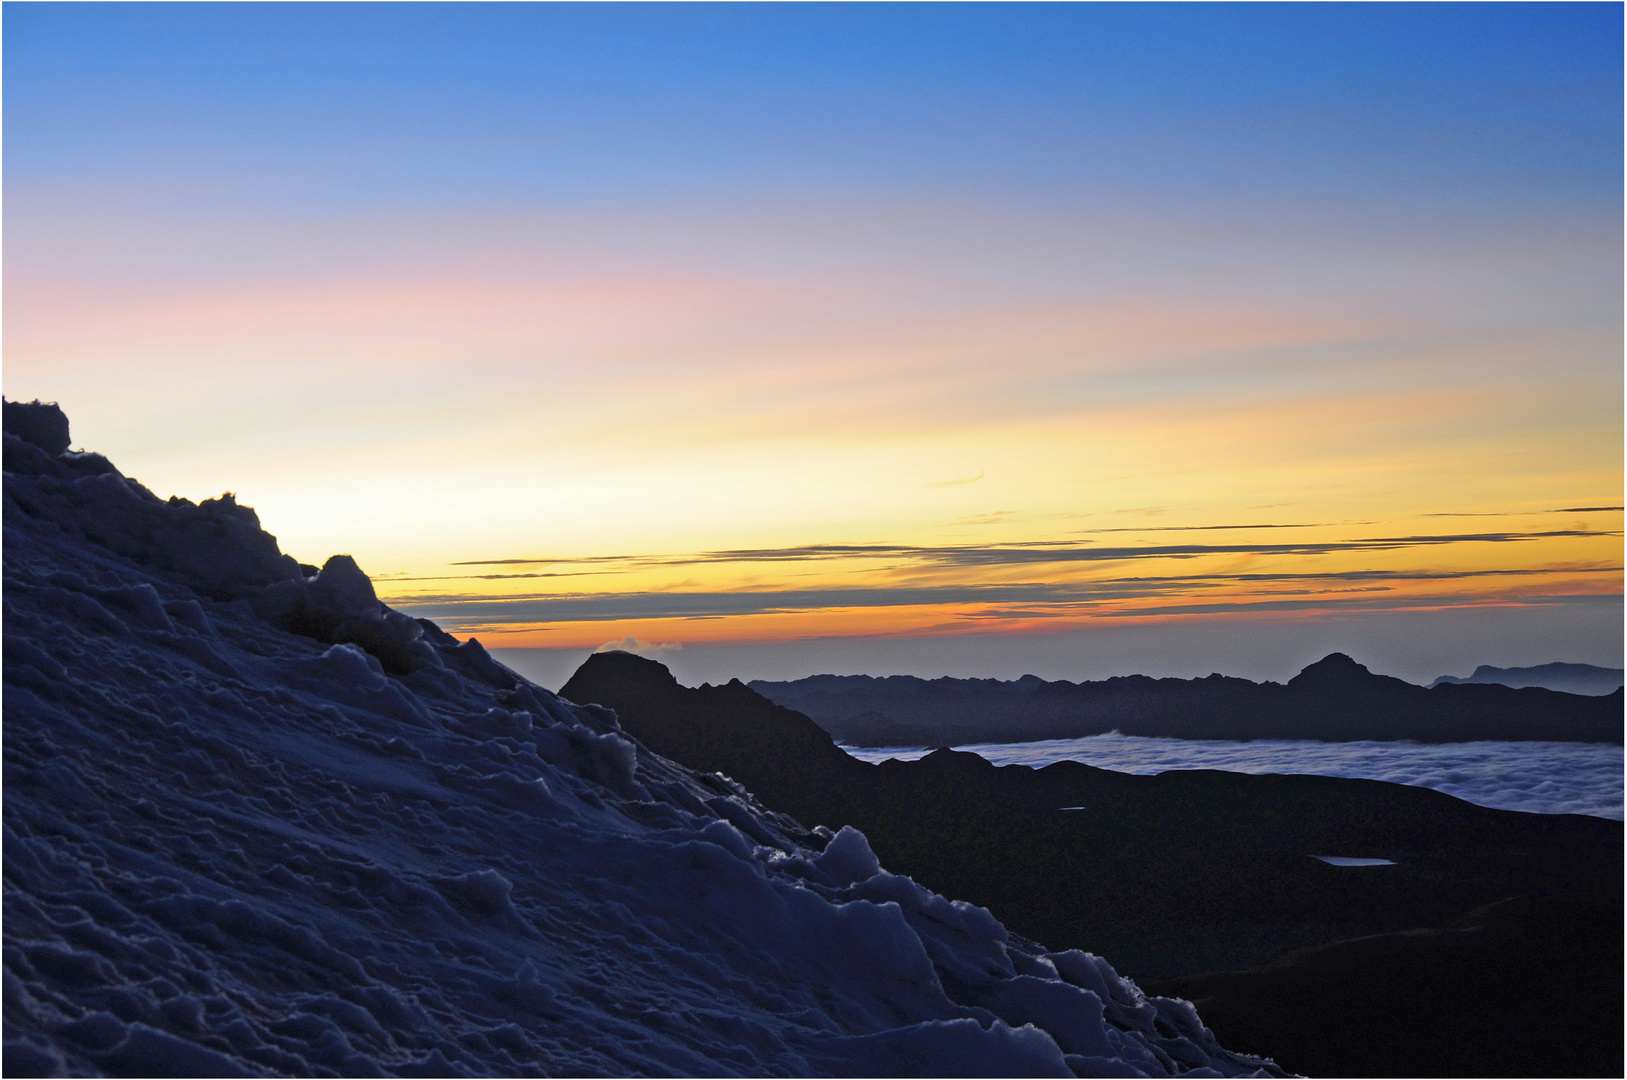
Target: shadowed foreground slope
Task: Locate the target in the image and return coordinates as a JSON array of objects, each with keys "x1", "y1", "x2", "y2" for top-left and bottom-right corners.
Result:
[
  {"x1": 3, "y1": 401, "x2": 1278, "y2": 1078},
  {"x1": 563, "y1": 650, "x2": 1624, "y2": 1078}
]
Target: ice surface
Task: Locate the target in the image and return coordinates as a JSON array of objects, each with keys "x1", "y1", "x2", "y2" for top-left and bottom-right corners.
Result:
[{"x1": 2, "y1": 413, "x2": 1281, "y2": 1078}]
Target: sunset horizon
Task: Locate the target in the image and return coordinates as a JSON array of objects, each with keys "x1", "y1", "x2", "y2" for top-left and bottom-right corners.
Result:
[
  {"x1": 7, "y1": 3, "x2": 1621, "y2": 681},
  {"x1": 6, "y1": 8, "x2": 1623, "y2": 1077}
]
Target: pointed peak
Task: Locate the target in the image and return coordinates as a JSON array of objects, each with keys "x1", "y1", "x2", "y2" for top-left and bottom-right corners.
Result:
[
  {"x1": 1288, "y1": 652, "x2": 1373, "y2": 687},
  {"x1": 574, "y1": 649, "x2": 681, "y2": 687}
]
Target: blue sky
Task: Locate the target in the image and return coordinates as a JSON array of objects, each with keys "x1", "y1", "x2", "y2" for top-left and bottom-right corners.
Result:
[
  {"x1": 6, "y1": 3, "x2": 1621, "y2": 681},
  {"x1": 9, "y1": 3, "x2": 1620, "y2": 213}
]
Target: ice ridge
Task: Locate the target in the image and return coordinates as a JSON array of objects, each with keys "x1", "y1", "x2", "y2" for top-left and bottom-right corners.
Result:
[{"x1": 2, "y1": 402, "x2": 1282, "y2": 1077}]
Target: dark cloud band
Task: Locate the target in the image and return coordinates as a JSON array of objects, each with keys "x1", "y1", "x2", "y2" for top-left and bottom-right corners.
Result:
[
  {"x1": 444, "y1": 528, "x2": 1615, "y2": 574},
  {"x1": 392, "y1": 564, "x2": 1622, "y2": 628}
]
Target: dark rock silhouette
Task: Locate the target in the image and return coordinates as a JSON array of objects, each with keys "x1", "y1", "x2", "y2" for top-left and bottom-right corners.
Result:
[
  {"x1": 563, "y1": 650, "x2": 1624, "y2": 1078},
  {"x1": 2, "y1": 409, "x2": 442, "y2": 675},
  {"x1": 751, "y1": 654, "x2": 1623, "y2": 746},
  {"x1": 3, "y1": 398, "x2": 72, "y2": 455},
  {"x1": 1431, "y1": 661, "x2": 1624, "y2": 696},
  {"x1": 1140, "y1": 895, "x2": 1621, "y2": 1078}
]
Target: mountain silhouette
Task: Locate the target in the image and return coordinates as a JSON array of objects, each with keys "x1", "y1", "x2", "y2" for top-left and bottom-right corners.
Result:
[
  {"x1": 1431, "y1": 661, "x2": 1623, "y2": 695},
  {"x1": 750, "y1": 654, "x2": 1623, "y2": 747}
]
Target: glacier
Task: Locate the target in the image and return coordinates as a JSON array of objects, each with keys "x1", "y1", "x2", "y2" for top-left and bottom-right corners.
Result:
[{"x1": 1, "y1": 401, "x2": 1280, "y2": 1077}]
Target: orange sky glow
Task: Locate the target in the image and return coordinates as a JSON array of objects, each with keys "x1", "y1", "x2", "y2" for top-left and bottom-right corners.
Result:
[{"x1": 6, "y1": 6, "x2": 1620, "y2": 680}]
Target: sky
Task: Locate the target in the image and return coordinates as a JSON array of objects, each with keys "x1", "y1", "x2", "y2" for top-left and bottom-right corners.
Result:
[{"x1": 6, "y1": 3, "x2": 1622, "y2": 684}]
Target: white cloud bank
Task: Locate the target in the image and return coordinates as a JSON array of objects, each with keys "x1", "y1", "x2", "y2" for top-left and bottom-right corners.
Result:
[{"x1": 845, "y1": 735, "x2": 1624, "y2": 820}]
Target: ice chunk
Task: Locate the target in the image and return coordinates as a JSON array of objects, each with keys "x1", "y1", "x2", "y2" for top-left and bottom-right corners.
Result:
[{"x1": 814, "y1": 825, "x2": 883, "y2": 886}]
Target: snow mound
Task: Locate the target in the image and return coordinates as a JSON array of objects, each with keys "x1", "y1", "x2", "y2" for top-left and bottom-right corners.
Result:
[
  {"x1": 255, "y1": 555, "x2": 432, "y2": 676},
  {"x1": 2, "y1": 404, "x2": 1282, "y2": 1077}
]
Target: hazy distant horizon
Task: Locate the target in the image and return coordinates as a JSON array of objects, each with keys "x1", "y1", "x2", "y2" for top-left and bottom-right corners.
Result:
[{"x1": 493, "y1": 598, "x2": 1624, "y2": 690}]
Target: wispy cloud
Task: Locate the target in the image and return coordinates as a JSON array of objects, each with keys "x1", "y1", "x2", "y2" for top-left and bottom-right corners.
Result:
[
  {"x1": 953, "y1": 510, "x2": 1015, "y2": 526},
  {"x1": 451, "y1": 556, "x2": 635, "y2": 567},
  {"x1": 1425, "y1": 506, "x2": 1624, "y2": 518},
  {"x1": 667, "y1": 530, "x2": 1614, "y2": 569},
  {"x1": 391, "y1": 563, "x2": 1622, "y2": 627},
  {"x1": 1071, "y1": 522, "x2": 1346, "y2": 534},
  {"x1": 595, "y1": 635, "x2": 682, "y2": 655},
  {"x1": 929, "y1": 470, "x2": 984, "y2": 487},
  {"x1": 411, "y1": 528, "x2": 1620, "y2": 587},
  {"x1": 382, "y1": 569, "x2": 627, "y2": 584}
]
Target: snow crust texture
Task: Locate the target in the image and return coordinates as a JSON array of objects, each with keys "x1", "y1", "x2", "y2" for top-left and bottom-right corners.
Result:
[{"x1": 2, "y1": 412, "x2": 1281, "y2": 1077}]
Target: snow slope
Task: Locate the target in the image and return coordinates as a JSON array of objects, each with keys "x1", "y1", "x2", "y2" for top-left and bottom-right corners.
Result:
[{"x1": 2, "y1": 406, "x2": 1279, "y2": 1078}]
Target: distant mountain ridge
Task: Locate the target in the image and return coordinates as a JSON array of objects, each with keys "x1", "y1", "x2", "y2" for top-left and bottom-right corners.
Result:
[
  {"x1": 1430, "y1": 661, "x2": 1623, "y2": 695},
  {"x1": 751, "y1": 653, "x2": 1624, "y2": 747}
]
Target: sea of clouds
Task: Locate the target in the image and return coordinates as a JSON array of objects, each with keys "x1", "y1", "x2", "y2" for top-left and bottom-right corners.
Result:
[{"x1": 843, "y1": 735, "x2": 1624, "y2": 820}]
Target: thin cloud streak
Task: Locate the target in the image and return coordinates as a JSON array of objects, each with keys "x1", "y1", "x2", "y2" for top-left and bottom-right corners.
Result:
[
  {"x1": 1424, "y1": 506, "x2": 1624, "y2": 517},
  {"x1": 391, "y1": 564, "x2": 1622, "y2": 626},
  {"x1": 1072, "y1": 522, "x2": 1345, "y2": 533},
  {"x1": 1076, "y1": 592, "x2": 1624, "y2": 620},
  {"x1": 400, "y1": 562, "x2": 1620, "y2": 592},
  {"x1": 380, "y1": 570, "x2": 626, "y2": 583},
  {"x1": 442, "y1": 529, "x2": 1618, "y2": 574},
  {"x1": 929, "y1": 470, "x2": 984, "y2": 487},
  {"x1": 451, "y1": 556, "x2": 635, "y2": 567}
]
